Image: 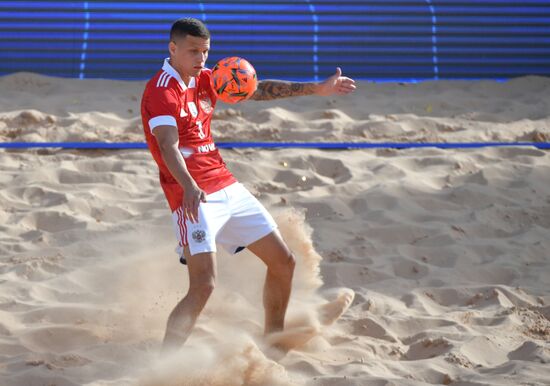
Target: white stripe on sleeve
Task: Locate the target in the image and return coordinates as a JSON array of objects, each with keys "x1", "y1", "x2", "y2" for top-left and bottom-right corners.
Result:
[
  {"x1": 156, "y1": 72, "x2": 168, "y2": 87},
  {"x1": 162, "y1": 75, "x2": 172, "y2": 87},
  {"x1": 148, "y1": 115, "x2": 177, "y2": 133}
]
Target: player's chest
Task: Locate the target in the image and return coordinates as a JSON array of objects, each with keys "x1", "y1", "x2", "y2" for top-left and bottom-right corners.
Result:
[
  {"x1": 175, "y1": 87, "x2": 214, "y2": 141},
  {"x1": 177, "y1": 88, "x2": 213, "y2": 122}
]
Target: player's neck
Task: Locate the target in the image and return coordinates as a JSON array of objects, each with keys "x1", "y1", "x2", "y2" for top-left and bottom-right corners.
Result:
[
  {"x1": 180, "y1": 74, "x2": 192, "y2": 86},
  {"x1": 169, "y1": 58, "x2": 192, "y2": 86}
]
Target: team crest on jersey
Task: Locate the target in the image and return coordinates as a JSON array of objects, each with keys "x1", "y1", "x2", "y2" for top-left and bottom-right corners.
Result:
[
  {"x1": 199, "y1": 96, "x2": 213, "y2": 114},
  {"x1": 192, "y1": 229, "x2": 206, "y2": 243},
  {"x1": 199, "y1": 90, "x2": 213, "y2": 113}
]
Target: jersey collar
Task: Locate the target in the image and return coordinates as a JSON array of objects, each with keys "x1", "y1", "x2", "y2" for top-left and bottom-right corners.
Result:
[{"x1": 162, "y1": 58, "x2": 196, "y2": 91}]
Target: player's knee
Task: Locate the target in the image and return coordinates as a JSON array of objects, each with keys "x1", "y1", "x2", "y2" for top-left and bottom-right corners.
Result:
[
  {"x1": 199, "y1": 280, "x2": 216, "y2": 298},
  {"x1": 189, "y1": 279, "x2": 215, "y2": 302},
  {"x1": 271, "y1": 252, "x2": 295, "y2": 279},
  {"x1": 287, "y1": 252, "x2": 296, "y2": 271}
]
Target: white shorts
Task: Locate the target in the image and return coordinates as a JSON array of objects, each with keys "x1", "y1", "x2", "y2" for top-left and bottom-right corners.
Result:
[{"x1": 171, "y1": 182, "x2": 278, "y2": 264}]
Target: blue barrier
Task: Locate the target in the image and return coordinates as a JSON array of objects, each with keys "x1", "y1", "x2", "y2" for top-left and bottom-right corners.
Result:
[
  {"x1": 1, "y1": 1, "x2": 550, "y2": 80},
  {"x1": 1, "y1": 142, "x2": 549, "y2": 150}
]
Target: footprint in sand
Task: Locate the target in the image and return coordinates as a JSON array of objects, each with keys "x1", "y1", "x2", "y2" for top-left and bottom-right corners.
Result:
[{"x1": 265, "y1": 288, "x2": 355, "y2": 353}]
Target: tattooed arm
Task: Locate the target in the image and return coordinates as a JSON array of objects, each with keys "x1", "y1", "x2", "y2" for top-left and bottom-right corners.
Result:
[
  {"x1": 250, "y1": 80, "x2": 318, "y2": 101},
  {"x1": 249, "y1": 67, "x2": 356, "y2": 101}
]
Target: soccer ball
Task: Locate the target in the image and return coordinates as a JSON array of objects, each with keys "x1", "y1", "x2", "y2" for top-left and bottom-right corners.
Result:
[{"x1": 211, "y1": 57, "x2": 258, "y2": 104}]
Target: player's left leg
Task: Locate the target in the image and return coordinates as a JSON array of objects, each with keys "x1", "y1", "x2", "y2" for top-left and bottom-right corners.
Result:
[{"x1": 246, "y1": 230, "x2": 296, "y2": 334}]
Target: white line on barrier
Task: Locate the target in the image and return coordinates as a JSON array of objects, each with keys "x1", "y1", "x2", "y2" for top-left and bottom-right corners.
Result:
[
  {"x1": 425, "y1": 0, "x2": 439, "y2": 80},
  {"x1": 198, "y1": 1, "x2": 207, "y2": 22},
  {"x1": 79, "y1": 1, "x2": 90, "y2": 79},
  {"x1": 305, "y1": 0, "x2": 319, "y2": 81}
]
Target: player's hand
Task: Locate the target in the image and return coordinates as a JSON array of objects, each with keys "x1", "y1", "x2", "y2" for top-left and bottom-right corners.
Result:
[
  {"x1": 316, "y1": 67, "x2": 356, "y2": 96},
  {"x1": 182, "y1": 182, "x2": 207, "y2": 223}
]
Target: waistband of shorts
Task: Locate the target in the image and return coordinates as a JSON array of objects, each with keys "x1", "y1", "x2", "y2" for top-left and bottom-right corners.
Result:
[{"x1": 206, "y1": 181, "x2": 242, "y2": 200}]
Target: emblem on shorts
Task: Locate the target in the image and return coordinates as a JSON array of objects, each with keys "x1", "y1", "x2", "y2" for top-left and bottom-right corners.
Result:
[{"x1": 192, "y1": 230, "x2": 206, "y2": 243}]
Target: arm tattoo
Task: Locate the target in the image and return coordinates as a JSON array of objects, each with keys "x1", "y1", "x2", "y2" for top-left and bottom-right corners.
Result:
[{"x1": 250, "y1": 80, "x2": 318, "y2": 101}]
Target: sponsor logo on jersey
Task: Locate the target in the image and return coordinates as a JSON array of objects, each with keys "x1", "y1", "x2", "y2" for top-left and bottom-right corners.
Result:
[
  {"x1": 197, "y1": 143, "x2": 216, "y2": 153},
  {"x1": 180, "y1": 108, "x2": 188, "y2": 117}
]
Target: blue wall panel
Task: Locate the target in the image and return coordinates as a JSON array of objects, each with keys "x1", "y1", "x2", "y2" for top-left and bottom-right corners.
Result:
[{"x1": 1, "y1": 1, "x2": 549, "y2": 81}]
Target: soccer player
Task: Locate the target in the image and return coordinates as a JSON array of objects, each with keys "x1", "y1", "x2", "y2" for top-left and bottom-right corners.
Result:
[{"x1": 141, "y1": 17, "x2": 356, "y2": 354}]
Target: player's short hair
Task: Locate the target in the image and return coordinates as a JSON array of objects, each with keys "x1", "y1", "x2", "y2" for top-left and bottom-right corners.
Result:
[{"x1": 170, "y1": 18, "x2": 210, "y2": 41}]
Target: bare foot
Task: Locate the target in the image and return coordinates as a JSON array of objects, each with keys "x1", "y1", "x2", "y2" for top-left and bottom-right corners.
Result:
[
  {"x1": 263, "y1": 325, "x2": 320, "y2": 361},
  {"x1": 265, "y1": 325, "x2": 320, "y2": 353},
  {"x1": 264, "y1": 288, "x2": 355, "y2": 356},
  {"x1": 317, "y1": 288, "x2": 355, "y2": 326}
]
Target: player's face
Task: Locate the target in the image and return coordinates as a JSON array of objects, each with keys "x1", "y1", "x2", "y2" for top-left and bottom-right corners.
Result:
[{"x1": 169, "y1": 35, "x2": 210, "y2": 79}]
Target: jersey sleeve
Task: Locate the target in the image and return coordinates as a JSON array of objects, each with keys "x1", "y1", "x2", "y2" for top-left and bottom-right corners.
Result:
[{"x1": 145, "y1": 87, "x2": 179, "y2": 133}]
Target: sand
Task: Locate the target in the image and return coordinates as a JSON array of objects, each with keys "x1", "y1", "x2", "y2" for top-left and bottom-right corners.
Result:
[{"x1": 0, "y1": 72, "x2": 549, "y2": 386}]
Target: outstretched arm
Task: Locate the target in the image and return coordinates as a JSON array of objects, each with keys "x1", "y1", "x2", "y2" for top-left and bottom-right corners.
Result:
[
  {"x1": 250, "y1": 80, "x2": 318, "y2": 101},
  {"x1": 249, "y1": 67, "x2": 356, "y2": 101}
]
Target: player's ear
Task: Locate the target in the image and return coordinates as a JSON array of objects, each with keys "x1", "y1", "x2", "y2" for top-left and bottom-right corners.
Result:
[{"x1": 168, "y1": 40, "x2": 177, "y2": 56}]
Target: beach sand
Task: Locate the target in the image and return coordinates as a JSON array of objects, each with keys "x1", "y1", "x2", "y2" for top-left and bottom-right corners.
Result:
[{"x1": 0, "y1": 72, "x2": 549, "y2": 385}]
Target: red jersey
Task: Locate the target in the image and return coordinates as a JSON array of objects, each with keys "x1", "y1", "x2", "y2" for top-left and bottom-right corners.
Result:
[{"x1": 141, "y1": 58, "x2": 237, "y2": 212}]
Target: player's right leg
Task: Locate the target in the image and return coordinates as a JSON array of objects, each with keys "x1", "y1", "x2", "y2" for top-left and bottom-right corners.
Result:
[
  {"x1": 161, "y1": 246, "x2": 217, "y2": 355},
  {"x1": 163, "y1": 190, "x2": 228, "y2": 354}
]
